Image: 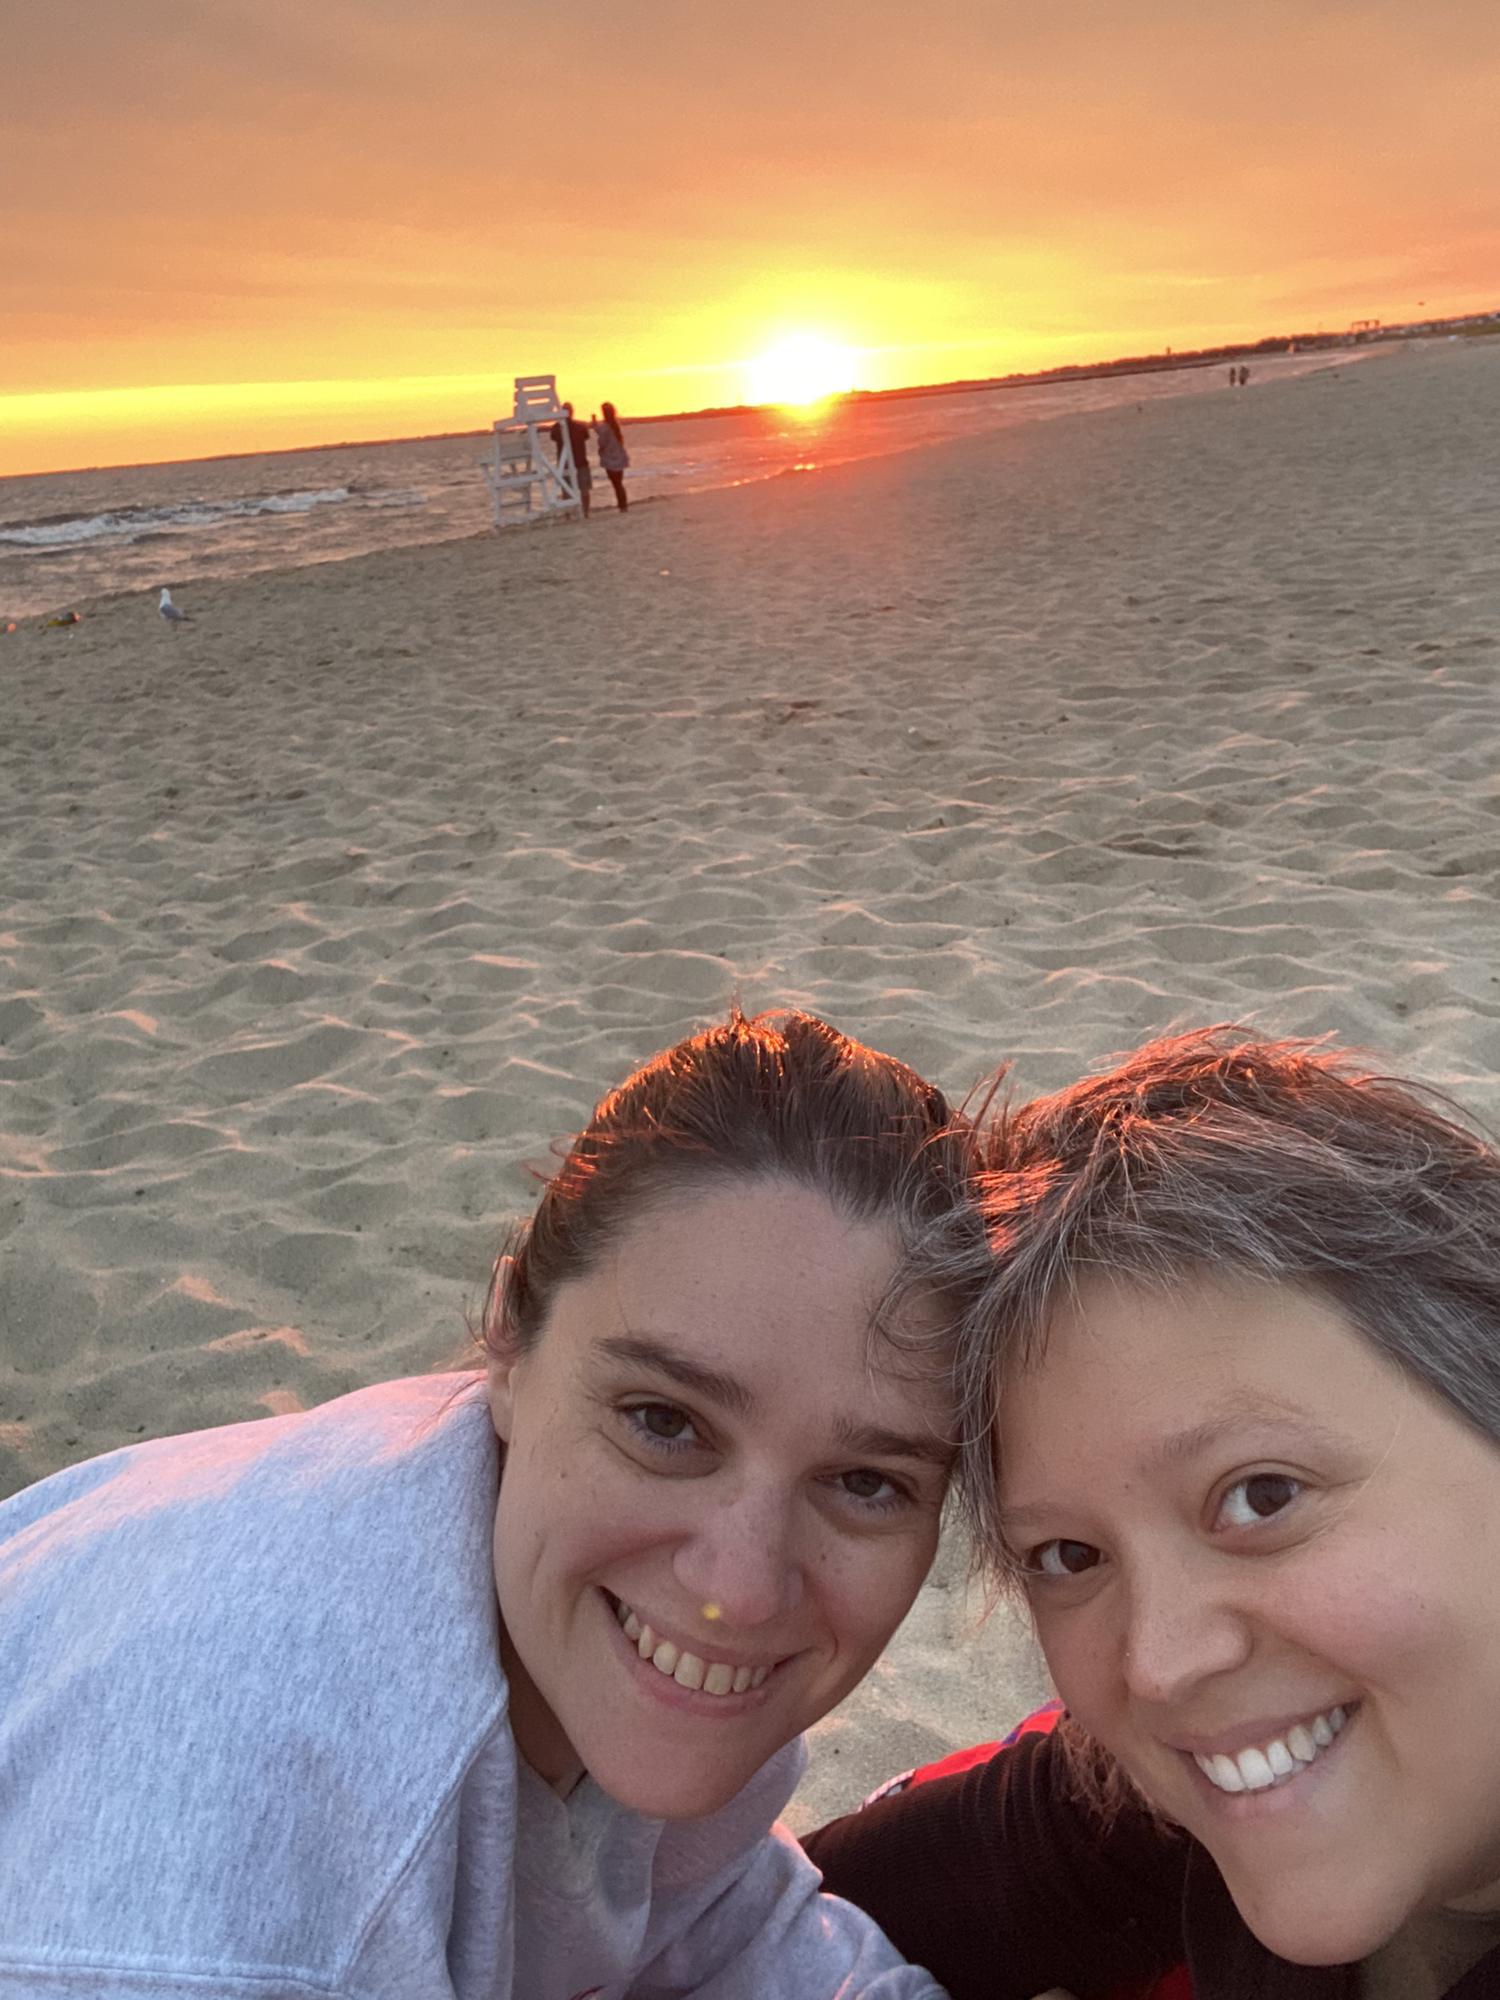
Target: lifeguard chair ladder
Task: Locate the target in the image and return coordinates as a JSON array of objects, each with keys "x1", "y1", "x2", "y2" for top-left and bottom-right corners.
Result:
[{"x1": 482, "y1": 375, "x2": 582, "y2": 527}]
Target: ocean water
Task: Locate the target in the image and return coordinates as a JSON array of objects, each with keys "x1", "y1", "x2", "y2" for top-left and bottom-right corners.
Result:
[{"x1": 0, "y1": 350, "x2": 1359, "y2": 617}]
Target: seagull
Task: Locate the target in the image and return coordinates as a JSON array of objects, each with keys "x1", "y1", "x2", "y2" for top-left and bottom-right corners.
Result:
[{"x1": 159, "y1": 587, "x2": 191, "y2": 627}]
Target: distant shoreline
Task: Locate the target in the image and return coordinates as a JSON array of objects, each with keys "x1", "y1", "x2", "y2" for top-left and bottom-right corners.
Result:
[
  {"x1": 11, "y1": 312, "x2": 1494, "y2": 485},
  {"x1": 628, "y1": 338, "x2": 1349, "y2": 428},
  {"x1": 0, "y1": 344, "x2": 1390, "y2": 621}
]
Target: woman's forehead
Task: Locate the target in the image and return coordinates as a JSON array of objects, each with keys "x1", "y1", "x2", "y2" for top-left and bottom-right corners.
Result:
[
  {"x1": 997, "y1": 1274, "x2": 1408, "y2": 1471},
  {"x1": 605, "y1": 1180, "x2": 901, "y2": 1302}
]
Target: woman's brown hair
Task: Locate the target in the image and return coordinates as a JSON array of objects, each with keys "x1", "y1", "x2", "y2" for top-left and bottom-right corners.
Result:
[{"x1": 481, "y1": 1007, "x2": 984, "y2": 1376}]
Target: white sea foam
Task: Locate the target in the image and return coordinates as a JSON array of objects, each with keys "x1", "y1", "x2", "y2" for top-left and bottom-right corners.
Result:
[{"x1": 0, "y1": 485, "x2": 377, "y2": 551}]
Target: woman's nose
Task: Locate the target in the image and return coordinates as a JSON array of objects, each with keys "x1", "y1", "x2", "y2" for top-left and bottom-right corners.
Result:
[
  {"x1": 1120, "y1": 1556, "x2": 1253, "y2": 1706},
  {"x1": 671, "y1": 1487, "x2": 805, "y2": 1631}
]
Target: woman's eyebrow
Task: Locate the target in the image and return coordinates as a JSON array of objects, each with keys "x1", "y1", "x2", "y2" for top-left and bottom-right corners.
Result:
[
  {"x1": 831, "y1": 1418, "x2": 956, "y2": 1470},
  {"x1": 594, "y1": 1335, "x2": 953, "y2": 1466},
  {"x1": 1000, "y1": 1403, "x2": 1352, "y2": 1530},
  {"x1": 595, "y1": 1334, "x2": 754, "y2": 1416},
  {"x1": 1148, "y1": 1402, "x2": 1348, "y2": 1470}
]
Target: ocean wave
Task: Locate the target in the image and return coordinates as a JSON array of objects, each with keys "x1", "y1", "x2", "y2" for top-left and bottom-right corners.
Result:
[{"x1": 0, "y1": 483, "x2": 418, "y2": 550}]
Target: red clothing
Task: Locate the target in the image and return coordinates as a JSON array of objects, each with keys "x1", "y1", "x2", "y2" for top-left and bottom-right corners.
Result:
[{"x1": 803, "y1": 1707, "x2": 1500, "y2": 1999}]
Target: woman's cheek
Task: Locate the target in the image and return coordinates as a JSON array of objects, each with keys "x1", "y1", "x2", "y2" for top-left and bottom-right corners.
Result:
[
  {"x1": 1031, "y1": 1606, "x2": 1105, "y2": 1716},
  {"x1": 1271, "y1": 1560, "x2": 1444, "y2": 1682}
]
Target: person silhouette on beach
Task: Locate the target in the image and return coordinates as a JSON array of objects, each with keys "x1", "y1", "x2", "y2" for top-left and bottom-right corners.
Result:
[
  {"x1": 546, "y1": 401, "x2": 593, "y2": 519},
  {"x1": 592, "y1": 402, "x2": 631, "y2": 512}
]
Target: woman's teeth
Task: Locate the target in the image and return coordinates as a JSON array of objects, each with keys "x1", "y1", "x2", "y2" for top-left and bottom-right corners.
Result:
[
  {"x1": 1194, "y1": 1704, "x2": 1350, "y2": 1794},
  {"x1": 615, "y1": 1600, "x2": 772, "y2": 1696}
]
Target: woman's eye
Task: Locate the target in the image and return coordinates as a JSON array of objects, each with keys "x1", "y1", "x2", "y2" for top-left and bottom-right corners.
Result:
[
  {"x1": 840, "y1": 1467, "x2": 896, "y2": 1504},
  {"x1": 1029, "y1": 1538, "x2": 1101, "y2": 1578},
  {"x1": 1217, "y1": 1472, "x2": 1301, "y2": 1529},
  {"x1": 631, "y1": 1403, "x2": 696, "y2": 1445}
]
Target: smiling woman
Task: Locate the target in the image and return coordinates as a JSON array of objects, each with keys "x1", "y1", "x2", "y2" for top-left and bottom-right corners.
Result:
[
  {"x1": 806, "y1": 1028, "x2": 1500, "y2": 2000},
  {"x1": 0, "y1": 1007, "x2": 984, "y2": 2000},
  {"x1": 486, "y1": 1177, "x2": 955, "y2": 1823}
]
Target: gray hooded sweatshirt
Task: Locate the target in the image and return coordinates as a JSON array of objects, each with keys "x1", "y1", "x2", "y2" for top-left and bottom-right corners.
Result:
[{"x1": 0, "y1": 1374, "x2": 946, "y2": 2000}]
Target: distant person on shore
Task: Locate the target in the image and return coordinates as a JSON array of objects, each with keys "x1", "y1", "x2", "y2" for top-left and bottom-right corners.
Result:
[
  {"x1": 546, "y1": 401, "x2": 593, "y2": 520},
  {"x1": 592, "y1": 402, "x2": 631, "y2": 512}
]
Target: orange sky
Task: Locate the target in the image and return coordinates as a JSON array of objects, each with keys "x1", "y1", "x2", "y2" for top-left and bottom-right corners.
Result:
[{"x1": 5, "y1": 0, "x2": 1498, "y2": 476}]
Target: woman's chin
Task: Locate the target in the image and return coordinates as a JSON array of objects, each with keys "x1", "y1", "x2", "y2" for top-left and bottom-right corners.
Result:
[
  {"x1": 1228, "y1": 1872, "x2": 1410, "y2": 1969},
  {"x1": 592, "y1": 1757, "x2": 747, "y2": 1822}
]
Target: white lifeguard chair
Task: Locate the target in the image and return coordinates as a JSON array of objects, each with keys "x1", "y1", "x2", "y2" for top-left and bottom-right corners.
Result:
[{"x1": 482, "y1": 375, "x2": 582, "y2": 527}]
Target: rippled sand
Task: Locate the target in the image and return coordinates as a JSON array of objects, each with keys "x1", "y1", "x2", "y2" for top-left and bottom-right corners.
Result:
[{"x1": 4, "y1": 334, "x2": 1498, "y2": 1824}]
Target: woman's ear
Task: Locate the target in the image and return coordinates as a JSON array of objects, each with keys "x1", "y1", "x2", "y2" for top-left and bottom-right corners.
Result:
[
  {"x1": 486, "y1": 1341, "x2": 520, "y2": 1444},
  {"x1": 484, "y1": 1257, "x2": 522, "y2": 1444}
]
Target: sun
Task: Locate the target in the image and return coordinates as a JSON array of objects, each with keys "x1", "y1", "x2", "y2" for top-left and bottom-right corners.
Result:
[{"x1": 746, "y1": 335, "x2": 860, "y2": 409}]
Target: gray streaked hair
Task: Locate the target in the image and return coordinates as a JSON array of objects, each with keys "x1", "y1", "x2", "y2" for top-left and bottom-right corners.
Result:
[{"x1": 946, "y1": 1025, "x2": 1500, "y2": 1572}]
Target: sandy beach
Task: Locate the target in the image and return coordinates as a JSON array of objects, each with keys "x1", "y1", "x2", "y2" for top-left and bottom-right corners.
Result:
[{"x1": 4, "y1": 336, "x2": 1498, "y2": 1829}]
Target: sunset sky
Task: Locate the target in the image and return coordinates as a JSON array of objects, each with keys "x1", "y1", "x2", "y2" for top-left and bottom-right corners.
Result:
[{"x1": 6, "y1": 0, "x2": 1498, "y2": 476}]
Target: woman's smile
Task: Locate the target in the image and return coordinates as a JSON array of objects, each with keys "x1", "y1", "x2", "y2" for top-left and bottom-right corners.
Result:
[
  {"x1": 1182, "y1": 1700, "x2": 1355, "y2": 1799},
  {"x1": 606, "y1": 1589, "x2": 785, "y2": 1702}
]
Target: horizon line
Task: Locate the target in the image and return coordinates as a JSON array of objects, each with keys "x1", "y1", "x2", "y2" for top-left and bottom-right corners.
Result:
[{"x1": 6, "y1": 307, "x2": 1495, "y2": 485}]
